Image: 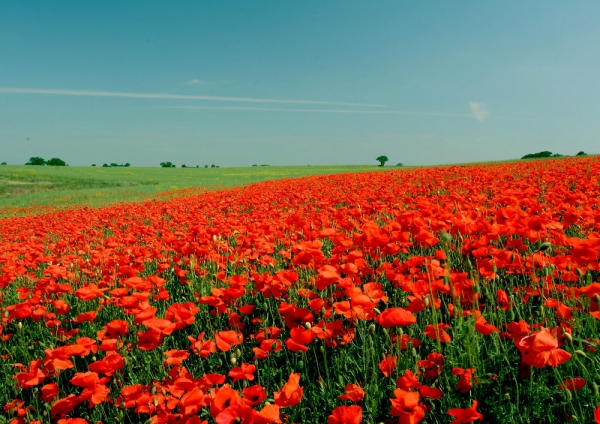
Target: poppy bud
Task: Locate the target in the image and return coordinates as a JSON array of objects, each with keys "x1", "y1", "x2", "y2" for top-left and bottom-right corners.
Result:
[
  {"x1": 304, "y1": 322, "x2": 312, "y2": 329},
  {"x1": 17, "y1": 322, "x2": 22, "y2": 330},
  {"x1": 423, "y1": 297, "x2": 430, "y2": 307},
  {"x1": 368, "y1": 324, "x2": 376, "y2": 334},
  {"x1": 538, "y1": 242, "x2": 551, "y2": 252},
  {"x1": 576, "y1": 267, "x2": 584, "y2": 278},
  {"x1": 563, "y1": 331, "x2": 573, "y2": 345},
  {"x1": 373, "y1": 308, "x2": 381, "y2": 314},
  {"x1": 440, "y1": 231, "x2": 452, "y2": 244},
  {"x1": 398, "y1": 328, "x2": 404, "y2": 338},
  {"x1": 297, "y1": 360, "x2": 304, "y2": 370},
  {"x1": 595, "y1": 294, "x2": 600, "y2": 306},
  {"x1": 472, "y1": 284, "x2": 480, "y2": 294},
  {"x1": 593, "y1": 382, "x2": 599, "y2": 397},
  {"x1": 230, "y1": 356, "x2": 237, "y2": 365},
  {"x1": 154, "y1": 398, "x2": 159, "y2": 407},
  {"x1": 320, "y1": 345, "x2": 326, "y2": 354},
  {"x1": 575, "y1": 350, "x2": 588, "y2": 358},
  {"x1": 235, "y1": 348, "x2": 242, "y2": 358},
  {"x1": 151, "y1": 386, "x2": 157, "y2": 395},
  {"x1": 411, "y1": 348, "x2": 418, "y2": 358}
]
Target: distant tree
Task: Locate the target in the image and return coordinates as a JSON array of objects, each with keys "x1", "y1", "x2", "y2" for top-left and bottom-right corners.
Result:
[
  {"x1": 181, "y1": 164, "x2": 187, "y2": 168},
  {"x1": 576, "y1": 151, "x2": 587, "y2": 156},
  {"x1": 110, "y1": 163, "x2": 119, "y2": 167},
  {"x1": 1, "y1": 162, "x2": 7, "y2": 165},
  {"x1": 102, "y1": 164, "x2": 109, "y2": 167},
  {"x1": 252, "y1": 164, "x2": 258, "y2": 167},
  {"x1": 376, "y1": 155, "x2": 389, "y2": 167},
  {"x1": 521, "y1": 151, "x2": 553, "y2": 159},
  {"x1": 160, "y1": 162, "x2": 174, "y2": 168},
  {"x1": 25, "y1": 156, "x2": 46, "y2": 166},
  {"x1": 211, "y1": 164, "x2": 216, "y2": 168},
  {"x1": 396, "y1": 162, "x2": 404, "y2": 167},
  {"x1": 125, "y1": 163, "x2": 130, "y2": 167},
  {"x1": 204, "y1": 165, "x2": 208, "y2": 168},
  {"x1": 92, "y1": 164, "x2": 96, "y2": 166}
]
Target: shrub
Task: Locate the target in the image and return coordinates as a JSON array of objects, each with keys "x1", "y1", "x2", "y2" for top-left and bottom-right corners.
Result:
[
  {"x1": 577, "y1": 151, "x2": 587, "y2": 156},
  {"x1": 521, "y1": 151, "x2": 553, "y2": 159},
  {"x1": 25, "y1": 157, "x2": 46, "y2": 166},
  {"x1": 396, "y1": 162, "x2": 404, "y2": 167},
  {"x1": 1, "y1": 162, "x2": 7, "y2": 165},
  {"x1": 160, "y1": 162, "x2": 174, "y2": 168}
]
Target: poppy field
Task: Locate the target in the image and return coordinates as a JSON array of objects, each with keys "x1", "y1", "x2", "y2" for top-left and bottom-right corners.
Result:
[{"x1": 1, "y1": 157, "x2": 600, "y2": 423}]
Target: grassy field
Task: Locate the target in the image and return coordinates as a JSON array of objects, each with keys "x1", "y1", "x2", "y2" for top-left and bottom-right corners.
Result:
[{"x1": 0, "y1": 164, "x2": 388, "y2": 216}]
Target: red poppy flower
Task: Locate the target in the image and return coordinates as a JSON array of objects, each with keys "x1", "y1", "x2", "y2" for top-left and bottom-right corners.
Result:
[
  {"x1": 378, "y1": 355, "x2": 397, "y2": 377},
  {"x1": 424, "y1": 323, "x2": 452, "y2": 342},
  {"x1": 389, "y1": 389, "x2": 425, "y2": 423},
  {"x1": 447, "y1": 400, "x2": 483, "y2": 423},
  {"x1": 228, "y1": 363, "x2": 256, "y2": 383},
  {"x1": 215, "y1": 330, "x2": 244, "y2": 352},
  {"x1": 40, "y1": 383, "x2": 60, "y2": 402},
  {"x1": 474, "y1": 316, "x2": 499, "y2": 336},
  {"x1": 339, "y1": 383, "x2": 365, "y2": 402},
  {"x1": 558, "y1": 377, "x2": 587, "y2": 391},
  {"x1": 452, "y1": 368, "x2": 477, "y2": 393},
  {"x1": 328, "y1": 405, "x2": 363, "y2": 424},
  {"x1": 274, "y1": 373, "x2": 303, "y2": 408},
  {"x1": 516, "y1": 328, "x2": 572, "y2": 368},
  {"x1": 14, "y1": 359, "x2": 46, "y2": 389},
  {"x1": 375, "y1": 307, "x2": 417, "y2": 328},
  {"x1": 242, "y1": 384, "x2": 267, "y2": 406},
  {"x1": 417, "y1": 352, "x2": 444, "y2": 379}
]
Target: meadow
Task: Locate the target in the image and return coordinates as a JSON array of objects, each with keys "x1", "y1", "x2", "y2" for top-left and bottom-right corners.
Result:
[
  {"x1": 0, "y1": 164, "x2": 385, "y2": 217},
  {"x1": 1, "y1": 157, "x2": 600, "y2": 423}
]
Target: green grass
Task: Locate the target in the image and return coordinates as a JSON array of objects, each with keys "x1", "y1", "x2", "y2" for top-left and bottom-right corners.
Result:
[{"x1": 0, "y1": 164, "x2": 388, "y2": 215}]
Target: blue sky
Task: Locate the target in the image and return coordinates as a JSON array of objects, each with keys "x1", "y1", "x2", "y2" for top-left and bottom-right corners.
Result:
[{"x1": 1, "y1": 1, "x2": 598, "y2": 166}]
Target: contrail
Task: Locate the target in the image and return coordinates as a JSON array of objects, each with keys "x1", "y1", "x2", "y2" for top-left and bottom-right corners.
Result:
[
  {"x1": 0, "y1": 87, "x2": 385, "y2": 108},
  {"x1": 166, "y1": 105, "x2": 472, "y2": 117}
]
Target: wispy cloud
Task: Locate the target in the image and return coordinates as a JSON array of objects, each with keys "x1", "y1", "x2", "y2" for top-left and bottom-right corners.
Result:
[
  {"x1": 469, "y1": 102, "x2": 490, "y2": 121},
  {"x1": 188, "y1": 79, "x2": 209, "y2": 85},
  {"x1": 166, "y1": 105, "x2": 472, "y2": 117},
  {"x1": 0, "y1": 87, "x2": 384, "y2": 107}
]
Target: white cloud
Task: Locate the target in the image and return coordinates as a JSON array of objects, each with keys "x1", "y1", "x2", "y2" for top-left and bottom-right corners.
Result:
[
  {"x1": 0, "y1": 87, "x2": 384, "y2": 107},
  {"x1": 470, "y1": 102, "x2": 490, "y2": 121},
  {"x1": 188, "y1": 79, "x2": 209, "y2": 85}
]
